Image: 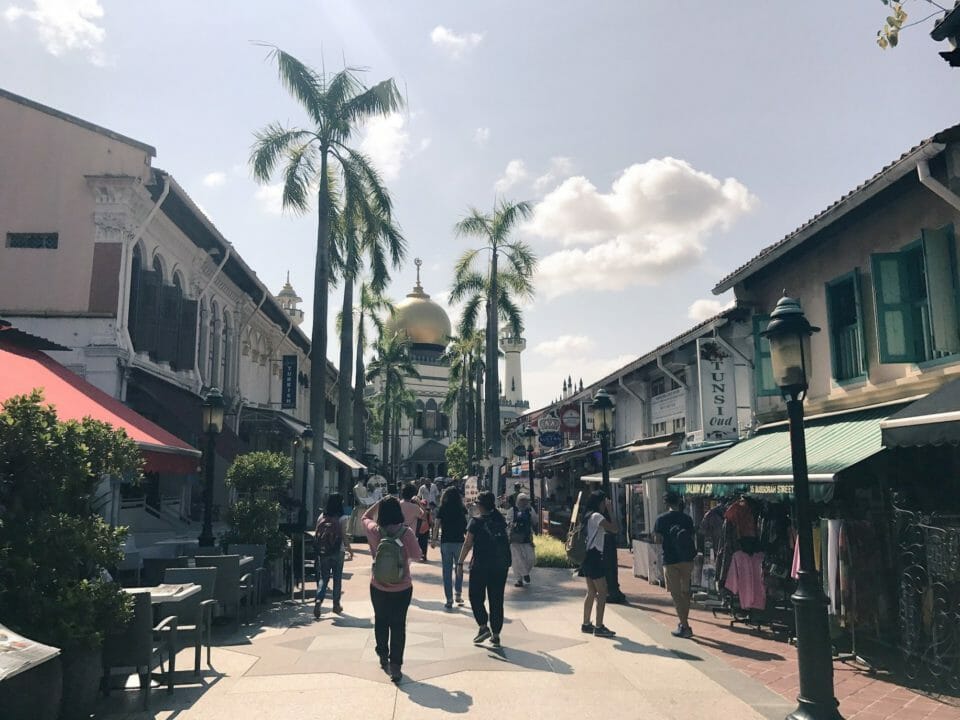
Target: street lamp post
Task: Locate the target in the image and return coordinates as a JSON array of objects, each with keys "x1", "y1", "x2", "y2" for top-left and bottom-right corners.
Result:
[
  {"x1": 591, "y1": 389, "x2": 624, "y2": 603},
  {"x1": 762, "y1": 295, "x2": 841, "y2": 720},
  {"x1": 522, "y1": 425, "x2": 538, "y2": 532},
  {"x1": 198, "y1": 387, "x2": 224, "y2": 548},
  {"x1": 298, "y1": 426, "x2": 314, "y2": 531}
]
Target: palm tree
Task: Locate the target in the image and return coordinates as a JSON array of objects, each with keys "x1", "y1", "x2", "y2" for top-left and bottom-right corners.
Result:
[
  {"x1": 250, "y1": 47, "x2": 403, "y2": 465},
  {"x1": 442, "y1": 329, "x2": 484, "y2": 460},
  {"x1": 451, "y1": 199, "x2": 537, "y2": 459},
  {"x1": 366, "y1": 332, "x2": 420, "y2": 483}
]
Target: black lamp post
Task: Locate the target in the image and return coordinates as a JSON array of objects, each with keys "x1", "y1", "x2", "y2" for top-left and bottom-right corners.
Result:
[
  {"x1": 298, "y1": 425, "x2": 314, "y2": 531},
  {"x1": 198, "y1": 387, "x2": 224, "y2": 548},
  {"x1": 762, "y1": 295, "x2": 841, "y2": 720},
  {"x1": 522, "y1": 425, "x2": 538, "y2": 532},
  {"x1": 591, "y1": 388, "x2": 624, "y2": 603}
]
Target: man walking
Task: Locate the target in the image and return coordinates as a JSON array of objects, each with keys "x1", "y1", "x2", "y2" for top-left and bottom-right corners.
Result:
[{"x1": 654, "y1": 491, "x2": 697, "y2": 638}]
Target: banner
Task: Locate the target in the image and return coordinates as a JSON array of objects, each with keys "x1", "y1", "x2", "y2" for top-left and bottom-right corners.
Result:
[
  {"x1": 281, "y1": 355, "x2": 298, "y2": 409},
  {"x1": 696, "y1": 339, "x2": 738, "y2": 442}
]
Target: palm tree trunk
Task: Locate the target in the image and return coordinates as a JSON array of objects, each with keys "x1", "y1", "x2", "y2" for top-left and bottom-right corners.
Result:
[
  {"x1": 458, "y1": 365, "x2": 467, "y2": 439},
  {"x1": 310, "y1": 150, "x2": 331, "y2": 469},
  {"x1": 475, "y1": 355, "x2": 484, "y2": 457},
  {"x1": 381, "y1": 376, "x2": 392, "y2": 483},
  {"x1": 337, "y1": 273, "x2": 354, "y2": 494},
  {"x1": 465, "y1": 355, "x2": 474, "y2": 460},
  {"x1": 353, "y1": 327, "x2": 365, "y2": 457},
  {"x1": 485, "y1": 249, "x2": 500, "y2": 458},
  {"x1": 392, "y1": 405, "x2": 401, "y2": 485}
]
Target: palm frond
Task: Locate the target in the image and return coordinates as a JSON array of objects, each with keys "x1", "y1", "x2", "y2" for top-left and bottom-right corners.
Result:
[
  {"x1": 249, "y1": 124, "x2": 314, "y2": 182},
  {"x1": 458, "y1": 295, "x2": 483, "y2": 336},
  {"x1": 344, "y1": 78, "x2": 404, "y2": 125},
  {"x1": 263, "y1": 46, "x2": 326, "y2": 125},
  {"x1": 279, "y1": 141, "x2": 319, "y2": 214},
  {"x1": 491, "y1": 199, "x2": 533, "y2": 242},
  {"x1": 497, "y1": 287, "x2": 524, "y2": 338},
  {"x1": 455, "y1": 208, "x2": 492, "y2": 240}
]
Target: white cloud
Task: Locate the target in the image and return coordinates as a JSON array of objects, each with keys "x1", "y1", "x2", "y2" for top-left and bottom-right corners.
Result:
[
  {"x1": 255, "y1": 183, "x2": 284, "y2": 215},
  {"x1": 533, "y1": 334, "x2": 594, "y2": 357},
  {"x1": 202, "y1": 171, "x2": 227, "y2": 188},
  {"x1": 533, "y1": 156, "x2": 575, "y2": 194},
  {"x1": 474, "y1": 127, "x2": 490, "y2": 145},
  {"x1": 527, "y1": 157, "x2": 756, "y2": 299},
  {"x1": 360, "y1": 113, "x2": 427, "y2": 182},
  {"x1": 524, "y1": 352, "x2": 635, "y2": 409},
  {"x1": 687, "y1": 296, "x2": 735, "y2": 322},
  {"x1": 494, "y1": 159, "x2": 527, "y2": 194},
  {"x1": 430, "y1": 25, "x2": 483, "y2": 58},
  {"x1": 4, "y1": 0, "x2": 106, "y2": 64}
]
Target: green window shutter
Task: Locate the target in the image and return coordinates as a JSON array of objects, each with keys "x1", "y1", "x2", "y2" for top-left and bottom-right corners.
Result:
[
  {"x1": 871, "y1": 252, "x2": 918, "y2": 363},
  {"x1": 852, "y1": 268, "x2": 868, "y2": 375},
  {"x1": 921, "y1": 225, "x2": 960, "y2": 355},
  {"x1": 752, "y1": 314, "x2": 779, "y2": 396},
  {"x1": 825, "y1": 270, "x2": 867, "y2": 381}
]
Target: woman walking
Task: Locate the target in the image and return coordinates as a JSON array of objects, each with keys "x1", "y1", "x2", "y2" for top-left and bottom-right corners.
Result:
[
  {"x1": 458, "y1": 491, "x2": 511, "y2": 646},
  {"x1": 436, "y1": 486, "x2": 468, "y2": 609},
  {"x1": 362, "y1": 496, "x2": 423, "y2": 682},
  {"x1": 580, "y1": 490, "x2": 617, "y2": 637},
  {"x1": 313, "y1": 493, "x2": 352, "y2": 619},
  {"x1": 416, "y1": 498, "x2": 432, "y2": 562},
  {"x1": 509, "y1": 493, "x2": 536, "y2": 587}
]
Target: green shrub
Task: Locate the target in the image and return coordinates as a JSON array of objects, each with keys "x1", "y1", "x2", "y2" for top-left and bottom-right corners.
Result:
[
  {"x1": 534, "y1": 533, "x2": 576, "y2": 568},
  {"x1": 445, "y1": 438, "x2": 468, "y2": 479},
  {"x1": 222, "y1": 451, "x2": 293, "y2": 560}
]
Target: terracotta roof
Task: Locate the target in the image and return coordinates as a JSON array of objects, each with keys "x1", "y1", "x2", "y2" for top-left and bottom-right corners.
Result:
[{"x1": 713, "y1": 124, "x2": 960, "y2": 294}]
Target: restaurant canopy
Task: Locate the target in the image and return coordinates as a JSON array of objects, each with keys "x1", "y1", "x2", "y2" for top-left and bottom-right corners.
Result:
[
  {"x1": 880, "y1": 379, "x2": 960, "y2": 447},
  {"x1": 0, "y1": 341, "x2": 200, "y2": 474},
  {"x1": 580, "y1": 444, "x2": 732, "y2": 484}
]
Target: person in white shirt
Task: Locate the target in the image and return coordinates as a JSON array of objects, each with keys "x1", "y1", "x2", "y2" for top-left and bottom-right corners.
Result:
[
  {"x1": 417, "y1": 478, "x2": 439, "y2": 507},
  {"x1": 580, "y1": 491, "x2": 618, "y2": 638}
]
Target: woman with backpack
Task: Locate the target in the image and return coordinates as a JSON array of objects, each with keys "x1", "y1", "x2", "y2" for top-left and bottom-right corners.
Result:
[
  {"x1": 436, "y1": 486, "x2": 468, "y2": 609},
  {"x1": 362, "y1": 496, "x2": 423, "y2": 683},
  {"x1": 580, "y1": 490, "x2": 617, "y2": 638},
  {"x1": 313, "y1": 493, "x2": 353, "y2": 619},
  {"x1": 509, "y1": 493, "x2": 536, "y2": 587},
  {"x1": 457, "y1": 491, "x2": 511, "y2": 646}
]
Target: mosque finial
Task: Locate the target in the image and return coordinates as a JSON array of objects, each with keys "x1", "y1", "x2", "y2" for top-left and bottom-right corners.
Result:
[{"x1": 414, "y1": 257, "x2": 423, "y2": 289}]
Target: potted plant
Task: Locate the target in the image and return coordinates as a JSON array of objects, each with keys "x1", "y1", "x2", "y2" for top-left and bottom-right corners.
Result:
[{"x1": 0, "y1": 392, "x2": 141, "y2": 719}]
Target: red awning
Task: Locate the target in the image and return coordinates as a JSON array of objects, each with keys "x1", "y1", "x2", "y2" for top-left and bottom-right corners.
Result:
[{"x1": 0, "y1": 341, "x2": 201, "y2": 474}]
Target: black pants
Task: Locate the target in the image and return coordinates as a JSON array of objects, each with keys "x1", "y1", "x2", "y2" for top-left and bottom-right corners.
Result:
[
  {"x1": 469, "y1": 566, "x2": 508, "y2": 634},
  {"x1": 417, "y1": 532, "x2": 429, "y2": 560},
  {"x1": 370, "y1": 585, "x2": 413, "y2": 666}
]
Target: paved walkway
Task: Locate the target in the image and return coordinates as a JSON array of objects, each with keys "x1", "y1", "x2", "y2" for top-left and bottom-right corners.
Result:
[{"x1": 96, "y1": 548, "x2": 794, "y2": 720}]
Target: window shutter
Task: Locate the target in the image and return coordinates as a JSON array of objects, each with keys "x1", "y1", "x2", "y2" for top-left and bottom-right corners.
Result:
[
  {"x1": 157, "y1": 286, "x2": 180, "y2": 363},
  {"x1": 852, "y1": 268, "x2": 868, "y2": 374},
  {"x1": 176, "y1": 299, "x2": 198, "y2": 371},
  {"x1": 752, "y1": 315, "x2": 778, "y2": 396},
  {"x1": 138, "y1": 271, "x2": 161, "y2": 358},
  {"x1": 921, "y1": 225, "x2": 960, "y2": 355},
  {"x1": 871, "y1": 253, "x2": 917, "y2": 363}
]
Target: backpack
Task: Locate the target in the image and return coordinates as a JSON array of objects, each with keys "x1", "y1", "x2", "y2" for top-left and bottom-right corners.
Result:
[
  {"x1": 315, "y1": 514, "x2": 342, "y2": 558},
  {"x1": 510, "y1": 508, "x2": 532, "y2": 544},
  {"x1": 372, "y1": 526, "x2": 407, "y2": 585},
  {"x1": 565, "y1": 511, "x2": 594, "y2": 566},
  {"x1": 668, "y1": 520, "x2": 697, "y2": 562},
  {"x1": 484, "y1": 516, "x2": 512, "y2": 570}
]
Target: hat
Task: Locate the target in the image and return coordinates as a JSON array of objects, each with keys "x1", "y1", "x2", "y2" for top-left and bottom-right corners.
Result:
[
  {"x1": 517, "y1": 493, "x2": 530, "y2": 502},
  {"x1": 514, "y1": 482, "x2": 522, "y2": 488}
]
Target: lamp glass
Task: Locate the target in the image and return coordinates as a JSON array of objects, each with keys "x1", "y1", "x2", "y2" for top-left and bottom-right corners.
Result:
[
  {"x1": 591, "y1": 390, "x2": 614, "y2": 434},
  {"x1": 202, "y1": 388, "x2": 224, "y2": 433},
  {"x1": 769, "y1": 330, "x2": 812, "y2": 390},
  {"x1": 302, "y1": 426, "x2": 314, "y2": 452}
]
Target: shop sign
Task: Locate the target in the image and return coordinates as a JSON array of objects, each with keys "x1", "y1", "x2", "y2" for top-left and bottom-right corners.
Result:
[
  {"x1": 560, "y1": 404, "x2": 580, "y2": 431},
  {"x1": 539, "y1": 431, "x2": 562, "y2": 447},
  {"x1": 651, "y1": 387, "x2": 685, "y2": 423},
  {"x1": 696, "y1": 338, "x2": 738, "y2": 441},
  {"x1": 281, "y1": 355, "x2": 298, "y2": 409},
  {"x1": 537, "y1": 415, "x2": 561, "y2": 433}
]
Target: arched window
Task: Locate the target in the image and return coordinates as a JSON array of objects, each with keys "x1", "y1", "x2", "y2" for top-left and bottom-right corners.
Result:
[
  {"x1": 127, "y1": 245, "x2": 143, "y2": 345},
  {"x1": 198, "y1": 298, "x2": 208, "y2": 382},
  {"x1": 414, "y1": 400, "x2": 424, "y2": 432},
  {"x1": 152, "y1": 255, "x2": 164, "y2": 282},
  {"x1": 167, "y1": 272, "x2": 185, "y2": 368},
  {"x1": 424, "y1": 399, "x2": 437, "y2": 437},
  {"x1": 208, "y1": 300, "x2": 221, "y2": 387},
  {"x1": 416, "y1": 464, "x2": 424, "y2": 478},
  {"x1": 221, "y1": 308, "x2": 231, "y2": 392},
  {"x1": 440, "y1": 413, "x2": 449, "y2": 437}
]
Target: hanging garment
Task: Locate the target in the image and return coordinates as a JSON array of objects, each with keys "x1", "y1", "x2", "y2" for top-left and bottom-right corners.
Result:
[
  {"x1": 724, "y1": 550, "x2": 766, "y2": 610},
  {"x1": 716, "y1": 519, "x2": 738, "y2": 590},
  {"x1": 791, "y1": 538, "x2": 800, "y2": 579},
  {"x1": 699, "y1": 505, "x2": 725, "y2": 553},
  {"x1": 826, "y1": 519, "x2": 841, "y2": 616},
  {"x1": 724, "y1": 499, "x2": 757, "y2": 538},
  {"x1": 812, "y1": 525, "x2": 821, "y2": 572}
]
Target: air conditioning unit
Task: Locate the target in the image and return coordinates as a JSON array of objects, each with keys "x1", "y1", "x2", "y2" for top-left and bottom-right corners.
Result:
[{"x1": 683, "y1": 430, "x2": 703, "y2": 448}]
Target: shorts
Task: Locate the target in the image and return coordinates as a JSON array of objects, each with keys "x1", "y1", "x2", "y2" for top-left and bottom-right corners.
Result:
[
  {"x1": 581, "y1": 548, "x2": 605, "y2": 580},
  {"x1": 663, "y1": 561, "x2": 693, "y2": 596}
]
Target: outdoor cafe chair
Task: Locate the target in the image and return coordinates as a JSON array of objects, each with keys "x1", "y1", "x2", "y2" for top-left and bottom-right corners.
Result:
[
  {"x1": 101, "y1": 591, "x2": 178, "y2": 710},
  {"x1": 161, "y1": 567, "x2": 218, "y2": 674},
  {"x1": 228, "y1": 543, "x2": 267, "y2": 608},
  {"x1": 195, "y1": 554, "x2": 255, "y2": 627}
]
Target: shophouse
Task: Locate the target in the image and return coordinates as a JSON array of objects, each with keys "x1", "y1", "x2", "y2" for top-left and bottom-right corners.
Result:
[
  {"x1": 0, "y1": 88, "x2": 350, "y2": 538},
  {"x1": 670, "y1": 123, "x2": 960, "y2": 683}
]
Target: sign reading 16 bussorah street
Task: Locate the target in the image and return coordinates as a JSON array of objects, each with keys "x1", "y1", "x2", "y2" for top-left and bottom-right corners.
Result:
[{"x1": 281, "y1": 355, "x2": 297, "y2": 409}]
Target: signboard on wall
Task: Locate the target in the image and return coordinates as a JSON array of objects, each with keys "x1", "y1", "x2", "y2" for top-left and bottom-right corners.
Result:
[
  {"x1": 560, "y1": 404, "x2": 580, "y2": 431},
  {"x1": 650, "y1": 387, "x2": 685, "y2": 423},
  {"x1": 696, "y1": 338, "x2": 738, "y2": 441},
  {"x1": 281, "y1": 355, "x2": 298, "y2": 409},
  {"x1": 537, "y1": 415, "x2": 561, "y2": 433}
]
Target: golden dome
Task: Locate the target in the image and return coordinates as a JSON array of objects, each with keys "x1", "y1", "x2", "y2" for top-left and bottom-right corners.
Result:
[{"x1": 385, "y1": 262, "x2": 451, "y2": 347}]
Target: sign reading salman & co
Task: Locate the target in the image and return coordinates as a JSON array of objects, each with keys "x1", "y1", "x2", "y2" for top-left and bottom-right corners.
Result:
[
  {"x1": 696, "y1": 338, "x2": 737, "y2": 441},
  {"x1": 281, "y1": 355, "x2": 298, "y2": 409}
]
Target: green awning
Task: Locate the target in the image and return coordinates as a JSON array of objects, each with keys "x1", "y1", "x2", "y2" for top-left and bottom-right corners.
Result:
[{"x1": 668, "y1": 406, "x2": 894, "y2": 500}]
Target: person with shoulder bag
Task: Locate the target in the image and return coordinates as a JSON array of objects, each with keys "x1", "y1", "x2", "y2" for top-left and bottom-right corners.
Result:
[
  {"x1": 654, "y1": 490, "x2": 698, "y2": 639},
  {"x1": 362, "y1": 496, "x2": 423, "y2": 683},
  {"x1": 509, "y1": 493, "x2": 536, "y2": 587},
  {"x1": 580, "y1": 490, "x2": 618, "y2": 638},
  {"x1": 313, "y1": 493, "x2": 353, "y2": 619},
  {"x1": 457, "y1": 491, "x2": 511, "y2": 647}
]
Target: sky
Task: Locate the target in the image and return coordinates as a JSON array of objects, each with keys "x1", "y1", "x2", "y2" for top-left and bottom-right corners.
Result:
[{"x1": 3, "y1": 1, "x2": 960, "y2": 410}]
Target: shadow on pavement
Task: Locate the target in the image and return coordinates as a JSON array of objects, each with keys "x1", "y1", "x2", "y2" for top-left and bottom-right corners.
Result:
[
  {"x1": 94, "y1": 672, "x2": 223, "y2": 719},
  {"x1": 398, "y1": 681, "x2": 474, "y2": 713},
  {"x1": 486, "y1": 646, "x2": 575, "y2": 674},
  {"x1": 608, "y1": 635, "x2": 703, "y2": 662},
  {"x1": 690, "y1": 635, "x2": 785, "y2": 662}
]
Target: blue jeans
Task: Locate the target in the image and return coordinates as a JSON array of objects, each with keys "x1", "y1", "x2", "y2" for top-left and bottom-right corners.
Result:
[
  {"x1": 440, "y1": 542, "x2": 464, "y2": 603},
  {"x1": 316, "y1": 555, "x2": 344, "y2": 606}
]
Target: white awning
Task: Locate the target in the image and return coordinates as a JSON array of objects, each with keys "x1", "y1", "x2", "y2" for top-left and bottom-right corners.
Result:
[
  {"x1": 581, "y1": 446, "x2": 728, "y2": 483},
  {"x1": 323, "y1": 439, "x2": 366, "y2": 472}
]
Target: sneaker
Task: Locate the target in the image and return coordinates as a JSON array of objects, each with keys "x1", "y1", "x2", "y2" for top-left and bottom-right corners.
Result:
[
  {"x1": 680, "y1": 625, "x2": 694, "y2": 639},
  {"x1": 455, "y1": 595, "x2": 464, "y2": 605},
  {"x1": 444, "y1": 601, "x2": 453, "y2": 610},
  {"x1": 671, "y1": 624, "x2": 689, "y2": 638},
  {"x1": 523, "y1": 575, "x2": 531, "y2": 583},
  {"x1": 594, "y1": 625, "x2": 616, "y2": 638},
  {"x1": 514, "y1": 580, "x2": 524, "y2": 587},
  {"x1": 581, "y1": 622, "x2": 595, "y2": 634},
  {"x1": 378, "y1": 654, "x2": 388, "y2": 671},
  {"x1": 313, "y1": 604, "x2": 321, "y2": 619},
  {"x1": 388, "y1": 663, "x2": 402, "y2": 682},
  {"x1": 490, "y1": 635, "x2": 501, "y2": 647},
  {"x1": 473, "y1": 626, "x2": 492, "y2": 644},
  {"x1": 332, "y1": 604, "x2": 343, "y2": 615}
]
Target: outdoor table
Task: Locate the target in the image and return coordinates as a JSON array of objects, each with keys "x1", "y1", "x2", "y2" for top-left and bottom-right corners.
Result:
[
  {"x1": 239, "y1": 555, "x2": 254, "y2": 569},
  {"x1": 124, "y1": 582, "x2": 201, "y2": 604},
  {"x1": 0, "y1": 623, "x2": 59, "y2": 683}
]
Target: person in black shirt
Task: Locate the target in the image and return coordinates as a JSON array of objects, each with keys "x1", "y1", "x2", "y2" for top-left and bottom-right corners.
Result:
[
  {"x1": 458, "y1": 491, "x2": 511, "y2": 646},
  {"x1": 436, "y1": 486, "x2": 468, "y2": 609},
  {"x1": 654, "y1": 491, "x2": 698, "y2": 638}
]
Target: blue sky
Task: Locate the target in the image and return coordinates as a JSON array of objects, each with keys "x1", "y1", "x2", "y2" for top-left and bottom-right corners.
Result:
[{"x1": 3, "y1": 1, "x2": 960, "y2": 408}]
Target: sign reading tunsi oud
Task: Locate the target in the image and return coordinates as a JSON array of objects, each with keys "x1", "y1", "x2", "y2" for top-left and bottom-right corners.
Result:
[
  {"x1": 696, "y1": 338, "x2": 737, "y2": 442},
  {"x1": 281, "y1": 355, "x2": 298, "y2": 409}
]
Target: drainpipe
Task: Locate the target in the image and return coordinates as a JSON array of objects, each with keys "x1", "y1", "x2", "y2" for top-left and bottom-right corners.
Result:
[
  {"x1": 193, "y1": 247, "x2": 232, "y2": 391},
  {"x1": 657, "y1": 355, "x2": 687, "y2": 389},
  {"x1": 917, "y1": 158, "x2": 960, "y2": 212}
]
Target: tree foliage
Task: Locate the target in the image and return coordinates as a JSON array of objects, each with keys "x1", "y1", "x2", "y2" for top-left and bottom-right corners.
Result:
[
  {"x1": 222, "y1": 451, "x2": 292, "y2": 560},
  {"x1": 445, "y1": 437, "x2": 469, "y2": 480}
]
